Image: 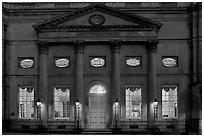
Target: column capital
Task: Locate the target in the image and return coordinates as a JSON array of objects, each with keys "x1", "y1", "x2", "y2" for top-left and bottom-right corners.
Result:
[
  {"x1": 36, "y1": 40, "x2": 49, "y2": 54},
  {"x1": 73, "y1": 40, "x2": 85, "y2": 54},
  {"x1": 110, "y1": 40, "x2": 121, "y2": 53},
  {"x1": 146, "y1": 40, "x2": 158, "y2": 53},
  {"x1": 191, "y1": 3, "x2": 201, "y2": 11}
]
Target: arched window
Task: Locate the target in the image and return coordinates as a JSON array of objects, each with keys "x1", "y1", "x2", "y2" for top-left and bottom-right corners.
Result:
[{"x1": 89, "y1": 84, "x2": 106, "y2": 94}]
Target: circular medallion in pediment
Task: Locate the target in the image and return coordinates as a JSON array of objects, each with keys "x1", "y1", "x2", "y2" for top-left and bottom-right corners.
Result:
[{"x1": 89, "y1": 14, "x2": 105, "y2": 26}]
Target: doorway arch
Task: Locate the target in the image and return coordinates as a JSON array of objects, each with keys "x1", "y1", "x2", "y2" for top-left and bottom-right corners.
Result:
[{"x1": 86, "y1": 81, "x2": 109, "y2": 129}]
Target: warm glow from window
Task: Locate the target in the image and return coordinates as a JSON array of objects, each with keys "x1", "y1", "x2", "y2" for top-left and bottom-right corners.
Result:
[
  {"x1": 19, "y1": 87, "x2": 34, "y2": 119},
  {"x1": 126, "y1": 86, "x2": 142, "y2": 119},
  {"x1": 89, "y1": 84, "x2": 106, "y2": 94},
  {"x1": 162, "y1": 86, "x2": 178, "y2": 118},
  {"x1": 54, "y1": 87, "x2": 70, "y2": 119}
]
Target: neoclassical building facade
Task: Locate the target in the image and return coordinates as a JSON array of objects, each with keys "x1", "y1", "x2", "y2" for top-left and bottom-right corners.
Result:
[{"x1": 2, "y1": 2, "x2": 202, "y2": 134}]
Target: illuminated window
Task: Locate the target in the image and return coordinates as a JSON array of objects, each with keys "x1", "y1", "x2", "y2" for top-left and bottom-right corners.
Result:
[
  {"x1": 162, "y1": 86, "x2": 178, "y2": 118},
  {"x1": 126, "y1": 86, "x2": 142, "y2": 119},
  {"x1": 19, "y1": 86, "x2": 34, "y2": 119},
  {"x1": 89, "y1": 84, "x2": 106, "y2": 94},
  {"x1": 54, "y1": 87, "x2": 70, "y2": 119}
]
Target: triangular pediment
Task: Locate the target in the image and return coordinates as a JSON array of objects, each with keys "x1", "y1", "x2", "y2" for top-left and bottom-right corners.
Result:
[
  {"x1": 57, "y1": 11, "x2": 138, "y2": 26},
  {"x1": 33, "y1": 4, "x2": 162, "y2": 32}
]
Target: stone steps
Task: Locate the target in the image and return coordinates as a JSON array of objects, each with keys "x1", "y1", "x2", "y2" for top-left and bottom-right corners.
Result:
[
  {"x1": 82, "y1": 129, "x2": 112, "y2": 134},
  {"x1": 82, "y1": 131, "x2": 112, "y2": 134}
]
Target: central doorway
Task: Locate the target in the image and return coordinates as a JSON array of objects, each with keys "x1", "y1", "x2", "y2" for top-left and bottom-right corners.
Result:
[{"x1": 88, "y1": 84, "x2": 106, "y2": 129}]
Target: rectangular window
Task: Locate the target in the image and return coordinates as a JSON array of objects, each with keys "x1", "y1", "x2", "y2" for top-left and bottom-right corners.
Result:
[
  {"x1": 54, "y1": 86, "x2": 70, "y2": 119},
  {"x1": 19, "y1": 86, "x2": 34, "y2": 119},
  {"x1": 162, "y1": 85, "x2": 178, "y2": 118},
  {"x1": 126, "y1": 86, "x2": 142, "y2": 119}
]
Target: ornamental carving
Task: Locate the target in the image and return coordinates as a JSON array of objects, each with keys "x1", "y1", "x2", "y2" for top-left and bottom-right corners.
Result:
[
  {"x1": 162, "y1": 57, "x2": 177, "y2": 67},
  {"x1": 73, "y1": 40, "x2": 85, "y2": 54},
  {"x1": 90, "y1": 58, "x2": 105, "y2": 67},
  {"x1": 20, "y1": 59, "x2": 34, "y2": 68},
  {"x1": 37, "y1": 40, "x2": 49, "y2": 54},
  {"x1": 126, "y1": 58, "x2": 141, "y2": 67},
  {"x1": 191, "y1": 3, "x2": 201, "y2": 12},
  {"x1": 110, "y1": 40, "x2": 121, "y2": 53},
  {"x1": 89, "y1": 14, "x2": 105, "y2": 26},
  {"x1": 146, "y1": 40, "x2": 158, "y2": 53},
  {"x1": 55, "y1": 58, "x2": 69, "y2": 68}
]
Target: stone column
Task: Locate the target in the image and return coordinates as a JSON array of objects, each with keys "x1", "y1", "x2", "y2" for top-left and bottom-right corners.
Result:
[
  {"x1": 146, "y1": 40, "x2": 157, "y2": 128},
  {"x1": 110, "y1": 40, "x2": 121, "y2": 127},
  {"x1": 74, "y1": 40, "x2": 84, "y2": 128},
  {"x1": 37, "y1": 41, "x2": 49, "y2": 127}
]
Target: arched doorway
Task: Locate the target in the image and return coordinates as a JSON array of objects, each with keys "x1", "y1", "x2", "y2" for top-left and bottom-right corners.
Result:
[{"x1": 88, "y1": 84, "x2": 107, "y2": 129}]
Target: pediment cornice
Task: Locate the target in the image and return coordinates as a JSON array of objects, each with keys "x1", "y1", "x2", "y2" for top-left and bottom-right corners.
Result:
[
  {"x1": 33, "y1": 3, "x2": 162, "y2": 32},
  {"x1": 36, "y1": 25, "x2": 159, "y2": 32}
]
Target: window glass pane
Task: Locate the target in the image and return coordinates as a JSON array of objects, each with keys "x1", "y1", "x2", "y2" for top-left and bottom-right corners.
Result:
[
  {"x1": 54, "y1": 87, "x2": 70, "y2": 119},
  {"x1": 126, "y1": 86, "x2": 142, "y2": 119},
  {"x1": 19, "y1": 87, "x2": 34, "y2": 119},
  {"x1": 162, "y1": 86, "x2": 178, "y2": 118}
]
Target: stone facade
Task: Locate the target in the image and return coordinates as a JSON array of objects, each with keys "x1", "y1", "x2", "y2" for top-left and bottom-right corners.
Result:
[{"x1": 2, "y1": 2, "x2": 202, "y2": 134}]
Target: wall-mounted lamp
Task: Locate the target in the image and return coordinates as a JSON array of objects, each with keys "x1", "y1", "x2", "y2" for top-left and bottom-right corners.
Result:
[
  {"x1": 75, "y1": 99, "x2": 80, "y2": 118},
  {"x1": 114, "y1": 98, "x2": 119, "y2": 129},
  {"x1": 75, "y1": 99, "x2": 80, "y2": 130},
  {"x1": 75, "y1": 99, "x2": 80, "y2": 107},
  {"x1": 36, "y1": 99, "x2": 42, "y2": 120},
  {"x1": 153, "y1": 98, "x2": 159, "y2": 119},
  {"x1": 115, "y1": 98, "x2": 119, "y2": 106},
  {"x1": 36, "y1": 99, "x2": 42, "y2": 107}
]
